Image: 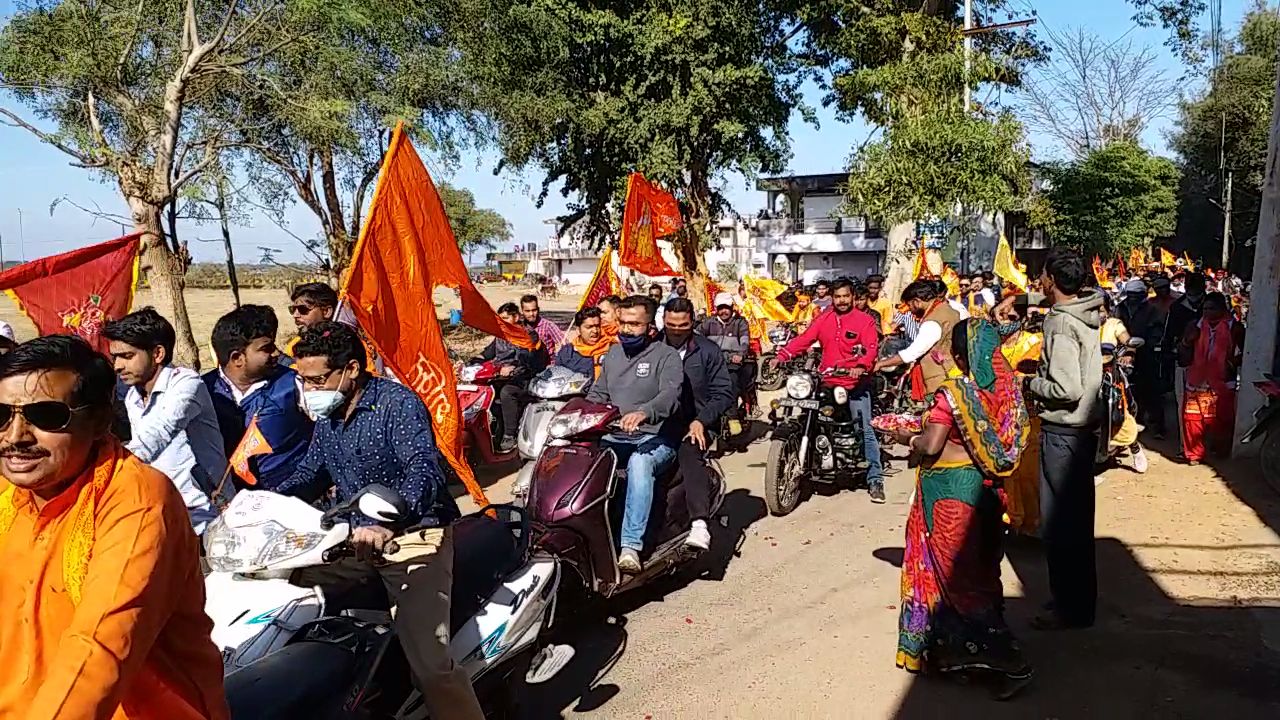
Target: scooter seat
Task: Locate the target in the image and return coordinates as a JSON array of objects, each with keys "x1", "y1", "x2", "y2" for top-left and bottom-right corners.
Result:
[
  {"x1": 449, "y1": 510, "x2": 525, "y2": 632},
  {"x1": 224, "y1": 640, "x2": 355, "y2": 718}
]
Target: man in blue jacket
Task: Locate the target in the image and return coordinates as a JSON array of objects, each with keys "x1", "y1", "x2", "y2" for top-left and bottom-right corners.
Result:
[{"x1": 660, "y1": 298, "x2": 734, "y2": 550}]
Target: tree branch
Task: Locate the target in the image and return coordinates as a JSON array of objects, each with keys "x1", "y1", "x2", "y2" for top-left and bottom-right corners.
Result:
[{"x1": 0, "y1": 107, "x2": 102, "y2": 167}]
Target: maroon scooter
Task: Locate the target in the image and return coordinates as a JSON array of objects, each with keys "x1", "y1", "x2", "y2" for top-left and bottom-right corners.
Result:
[{"x1": 526, "y1": 397, "x2": 725, "y2": 597}]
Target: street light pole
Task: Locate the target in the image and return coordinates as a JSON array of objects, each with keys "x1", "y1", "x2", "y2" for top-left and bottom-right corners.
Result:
[{"x1": 963, "y1": 0, "x2": 973, "y2": 113}]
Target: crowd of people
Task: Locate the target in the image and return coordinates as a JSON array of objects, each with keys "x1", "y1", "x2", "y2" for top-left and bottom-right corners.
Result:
[{"x1": 0, "y1": 247, "x2": 1255, "y2": 715}]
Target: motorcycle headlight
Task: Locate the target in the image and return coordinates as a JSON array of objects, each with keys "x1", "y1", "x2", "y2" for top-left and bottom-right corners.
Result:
[
  {"x1": 785, "y1": 374, "x2": 814, "y2": 400},
  {"x1": 833, "y1": 386, "x2": 848, "y2": 405},
  {"x1": 461, "y1": 392, "x2": 487, "y2": 422},
  {"x1": 768, "y1": 328, "x2": 789, "y2": 343},
  {"x1": 203, "y1": 517, "x2": 330, "y2": 573}
]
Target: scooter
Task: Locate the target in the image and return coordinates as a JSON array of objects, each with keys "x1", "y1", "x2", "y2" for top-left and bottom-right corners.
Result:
[
  {"x1": 525, "y1": 397, "x2": 725, "y2": 597},
  {"x1": 512, "y1": 366, "x2": 592, "y2": 502},
  {"x1": 457, "y1": 360, "x2": 517, "y2": 465},
  {"x1": 208, "y1": 487, "x2": 571, "y2": 718},
  {"x1": 1240, "y1": 374, "x2": 1280, "y2": 494}
]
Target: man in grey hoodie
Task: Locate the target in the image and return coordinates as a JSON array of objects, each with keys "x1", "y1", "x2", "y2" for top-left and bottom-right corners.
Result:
[
  {"x1": 1028, "y1": 247, "x2": 1103, "y2": 629},
  {"x1": 587, "y1": 295, "x2": 683, "y2": 573}
]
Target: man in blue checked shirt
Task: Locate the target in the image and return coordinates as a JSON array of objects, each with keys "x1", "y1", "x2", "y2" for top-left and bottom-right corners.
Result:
[{"x1": 277, "y1": 321, "x2": 479, "y2": 720}]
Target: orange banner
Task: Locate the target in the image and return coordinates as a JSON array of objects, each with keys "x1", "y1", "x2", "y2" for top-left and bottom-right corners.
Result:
[
  {"x1": 342, "y1": 122, "x2": 530, "y2": 508},
  {"x1": 619, "y1": 172, "x2": 682, "y2": 277},
  {"x1": 577, "y1": 247, "x2": 622, "y2": 312},
  {"x1": 229, "y1": 415, "x2": 273, "y2": 486}
]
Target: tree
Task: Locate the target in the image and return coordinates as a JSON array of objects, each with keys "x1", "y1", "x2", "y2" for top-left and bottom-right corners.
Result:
[
  {"x1": 1020, "y1": 26, "x2": 1178, "y2": 159},
  {"x1": 799, "y1": 1, "x2": 1043, "y2": 299},
  {"x1": 1170, "y1": 5, "x2": 1280, "y2": 271},
  {"x1": 0, "y1": 0, "x2": 305, "y2": 367},
  {"x1": 229, "y1": 0, "x2": 483, "y2": 277},
  {"x1": 438, "y1": 183, "x2": 512, "y2": 254},
  {"x1": 1041, "y1": 141, "x2": 1180, "y2": 256},
  {"x1": 473, "y1": 0, "x2": 803, "y2": 306}
]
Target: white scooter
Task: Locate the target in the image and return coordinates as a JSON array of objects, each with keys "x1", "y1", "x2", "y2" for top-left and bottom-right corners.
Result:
[
  {"x1": 206, "y1": 485, "x2": 573, "y2": 718},
  {"x1": 511, "y1": 366, "x2": 591, "y2": 502}
]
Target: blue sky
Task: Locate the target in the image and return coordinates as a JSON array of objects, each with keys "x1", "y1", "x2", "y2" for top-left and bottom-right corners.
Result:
[{"x1": 0, "y1": 0, "x2": 1252, "y2": 263}]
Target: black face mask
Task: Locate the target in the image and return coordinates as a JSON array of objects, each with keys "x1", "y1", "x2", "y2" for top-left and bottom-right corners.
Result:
[{"x1": 619, "y1": 332, "x2": 650, "y2": 356}]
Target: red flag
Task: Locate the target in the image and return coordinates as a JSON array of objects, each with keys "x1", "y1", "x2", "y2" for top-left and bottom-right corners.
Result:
[
  {"x1": 577, "y1": 247, "x2": 622, "y2": 312},
  {"x1": 229, "y1": 415, "x2": 273, "y2": 486},
  {"x1": 619, "y1": 172, "x2": 682, "y2": 277},
  {"x1": 0, "y1": 234, "x2": 140, "y2": 352},
  {"x1": 342, "y1": 122, "x2": 526, "y2": 508},
  {"x1": 1116, "y1": 254, "x2": 1128, "y2": 278}
]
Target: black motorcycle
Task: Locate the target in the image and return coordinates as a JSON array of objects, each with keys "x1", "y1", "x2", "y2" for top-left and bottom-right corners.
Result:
[
  {"x1": 759, "y1": 326, "x2": 798, "y2": 391},
  {"x1": 763, "y1": 358, "x2": 869, "y2": 516}
]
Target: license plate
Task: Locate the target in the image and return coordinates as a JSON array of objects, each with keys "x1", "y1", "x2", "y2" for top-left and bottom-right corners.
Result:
[
  {"x1": 534, "y1": 402, "x2": 559, "y2": 413},
  {"x1": 779, "y1": 398, "x2": 820, "y2": 410}
]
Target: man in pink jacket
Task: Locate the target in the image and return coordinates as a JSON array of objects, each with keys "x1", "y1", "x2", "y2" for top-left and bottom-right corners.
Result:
[{"x1": 770, "y1": 279, "x2": 885, "y2": 503}]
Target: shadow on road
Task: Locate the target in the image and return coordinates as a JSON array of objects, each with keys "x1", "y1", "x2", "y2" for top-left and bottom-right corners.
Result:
[
  {"x1": 879, "y1": 532, "x2": 1280, "y2": 718},
  {"x1": 515, "y1": 489, "x2": 767, "y2": 718}
]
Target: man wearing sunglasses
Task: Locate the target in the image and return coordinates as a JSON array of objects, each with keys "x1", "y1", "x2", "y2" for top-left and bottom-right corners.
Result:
[
  {"x1": 104, "y1": 308, "x2": 228, "y2": 532},
  {"x1": 0, "y1": 335, "x2": 228, "y2": 719},
  {"x1": 203, "y1": 305, "x2": 314, "y2": 491},
  {"x1": 276, "y1": 322, "x2": 479, "y2": 720}
]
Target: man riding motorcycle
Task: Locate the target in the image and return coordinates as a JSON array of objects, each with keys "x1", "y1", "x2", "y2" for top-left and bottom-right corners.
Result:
[
  {"x1": 770, "y1": 279, "x2": 885, "y2": 503},
  {"x1": 585, "y1": 296, "x2": 683, "y2": 573},
  {"x1": 659, "y1": 298, "x2": 735, "y2": 550},
  {"x1": 480, "y1": 302, "x2": 548, "y2": 452},
  {"x1": 275, "y1": 321, "x2": 481, "y2": 720},
  {"x1": 699, "y1": 293, "x2": 757, "y2": 419}
]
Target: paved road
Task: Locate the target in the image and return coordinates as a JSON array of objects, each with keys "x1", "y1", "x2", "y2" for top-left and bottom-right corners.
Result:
[{"x1": 465, "y1": 422, "x2": 1280, "y2": 719}]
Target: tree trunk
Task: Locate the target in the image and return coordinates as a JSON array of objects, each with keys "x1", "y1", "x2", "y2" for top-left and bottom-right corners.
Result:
[
  {"x1": 128, "y1": 196, "x2": 201, "y2": 369},
  {"x1": 882, "y1": 221, "x2": 918, "y2": 305},
  {"x1": 215, "y1": 181, "x2": 241, "y2": 308},
  {"x1": 326, "y1": 226, "x2": 351, "y2": 287},
  {"x1": 674, "y1": 233, "x2": 711, "y2": 314}
]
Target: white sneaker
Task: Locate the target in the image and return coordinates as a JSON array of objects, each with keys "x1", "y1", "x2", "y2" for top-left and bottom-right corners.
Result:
[
  {"x1": 685, "y1": 519, "x2": 711, "y2": 551},
  {"x1": 618, "y1": 548, "x2": 642, "y2": 574},
  {"x1": 1131, "y1": 448, "x2": 1149, "y2": 474}
]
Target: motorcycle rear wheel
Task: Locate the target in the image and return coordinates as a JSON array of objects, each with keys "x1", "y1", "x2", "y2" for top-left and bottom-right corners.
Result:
[
  {"x1": 1261, "y1": 430, "x2": 1280, "y2": 496},
  {"x1": 765, "y1": 431, "x2": 804, "y2": 516},
  {"x1": 759, "y1": 352, "x2": 784, "y2": 391}
]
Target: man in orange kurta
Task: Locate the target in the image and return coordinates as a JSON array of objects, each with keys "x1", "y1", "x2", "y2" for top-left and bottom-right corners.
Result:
[{"x1": 0, "y1": 335, "x2": 228, "y2": 720}]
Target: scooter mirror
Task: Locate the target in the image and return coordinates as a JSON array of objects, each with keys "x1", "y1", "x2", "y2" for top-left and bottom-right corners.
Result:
[
  {"x1": 357, "y1": 484, "x2": 408, "y2": 523},
  {"x1": 1126, "y1": 337, "x2": 1146, "y2": 349}
]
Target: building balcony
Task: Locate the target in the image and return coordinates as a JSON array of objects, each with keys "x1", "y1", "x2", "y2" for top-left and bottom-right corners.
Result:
[
  {"x1": 545, "y1": 246, "x2": 602, "y2": 260},
  {"x1": 486, "y1": 250, "x2": 540, "y2": 262},
  {"x1": 753, "y1": 217, "x2": 886, "y2": 255}
]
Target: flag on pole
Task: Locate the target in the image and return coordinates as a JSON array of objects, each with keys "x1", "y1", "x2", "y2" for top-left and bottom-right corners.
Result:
[
  {"x1": 0, "y1": 233, "x2": 141, "y2": 353},
  {"x1": 1159, "y1": 247, "x2": 1177, "y2": 267},
  {"x1": 993, "y1": 234, "x2": 1029, "y2": 292},
  {"x1": 1092, "y1": 256, "x2": 1111, "y2": 288},
  {"x1": 1116, "y1": 254, "x2": 1128, "y2": 278},
  {"x1": 577, "y1": 247, "x2": 622, "y2": 312},
  {"x1": 1183, "y1": 252, "x2": 1196, "y2": 272},
  {"x1": 1129, "y1": 247, "x2": 1147, "y2": 271},
  {"x1": 940, "y1": 266, "x2": 962, "y2": 297},
  {"x1": 341, "y1": 121, "x2": 530, "y2": 509},
  {"x1": 742, "y1": 274, "x2": 793, "y2": 322},
  {"x1": 619, "y1": 172, "x2": 682, "y2": 277},
  {"x1": 229, "y1": 416, "x2": 273, "y2": 486}
]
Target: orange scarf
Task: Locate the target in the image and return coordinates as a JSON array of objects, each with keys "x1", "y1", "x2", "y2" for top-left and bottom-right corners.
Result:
[
  {"x1": 572, "y1": 333, "x2": 615, "y2": 378},
  {"x1": 1188, "y1": 317, "x2": 1234, "y2": 393},
  {"x1": 0, "y1": 440, "x2": 120, "y2": 604}
]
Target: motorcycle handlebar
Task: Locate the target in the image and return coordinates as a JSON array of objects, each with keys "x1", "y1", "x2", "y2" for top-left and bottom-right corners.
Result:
[{"x1": 321, "y1": 539, "x2": 400, "y2": 563}]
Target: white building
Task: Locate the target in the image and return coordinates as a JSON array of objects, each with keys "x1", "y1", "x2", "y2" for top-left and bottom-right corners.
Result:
[{"x1": 753, "y1": 173, "x2": 886, "y2": 283}]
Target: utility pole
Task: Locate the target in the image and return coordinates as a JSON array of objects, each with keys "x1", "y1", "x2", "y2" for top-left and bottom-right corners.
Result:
[
  {"x1": 1221, "y1": 170, "x2": 1232, "y2": 269},
  {"x1": 963, "y1": 0, "x2": 973, "y2": 112},
  {"x1": 1234, "y1": 57, "x2": 1280, "y2": 457},
  {"x1": 16, "y1": 208, "x2": 24, "y2": 262}
]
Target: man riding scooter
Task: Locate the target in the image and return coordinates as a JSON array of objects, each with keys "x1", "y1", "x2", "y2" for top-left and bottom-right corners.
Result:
[
  {"x1": 770, "y1": 279, "x2": 885, "y2": 503},
  {"x1": 480, "y1": 302, "x2": 548, "y2": 453},
  {"x1": 275, "y1": 322, "x2": 481, "y2": 720},
  {"x1": 659, "y1": 298, "x2": 735, "y2": 551},
  {"x1": 586, "y1": 296, "x2": 683, "y2": 573},
  {"x1": 699, "y1": 293, "x2": 757, "y2": 421}
]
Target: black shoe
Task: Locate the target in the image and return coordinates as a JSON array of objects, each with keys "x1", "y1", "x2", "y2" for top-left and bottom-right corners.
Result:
[{"x1": 869, "y1": 485, "x2": 886, "y2": 504}]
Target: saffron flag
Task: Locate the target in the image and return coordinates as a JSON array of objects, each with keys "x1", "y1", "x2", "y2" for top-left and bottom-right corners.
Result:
[
  {"x1": 1183, "y1": 252, "x2": 1196, "y2": 272},
  {"x1": 1129, "y1": 247, "x2": 1147, "y2": 271},
  {"x1": 993, "y1": 234, "x2": 1029, "y2": 292},
  {"x1": 940, "y1": 265, "x2": 961, "y2": 298},
  {"x1": 1116, "y1": 254, "x2": 1128, "y2": 278},
  {"x1": 911, "y1": 236, "x2": 945, "y2": 280},
  {"x1": 704, "y1": 278, "x2": 724, "y2": 312},
  {"x1": 342, "y1": 122, "x2": 530, "y2": 509},
  {"x1": 0, "y1": 233, "x2": 141, "y2": 352},
  {"x1": 1092, "y1": 256, "x2": 1111, "y2": 288},
  {"x1": 619, "y1": 172, "x2": 682, "y2": 277},
  {"x1": 229, "y1": 415, "x2": 273, "y2": 486},
  {"x1": 577, "y1": 247, "x2": 622, "y2": 312},
  {"x1": 742, "y1": 274, "x2": 793, "y2": 323},
  {"x1": 1160, "y1": 247, "x2": 1177, "y2": 267}
]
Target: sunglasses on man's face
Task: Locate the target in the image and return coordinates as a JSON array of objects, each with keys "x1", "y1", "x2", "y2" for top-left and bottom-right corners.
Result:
[
  {"x1": 0, "y1": 401, "x2": 92, "y2": 432},
  {"x1": 288, "y1": 304, "x2": 317, "y2": 316}
]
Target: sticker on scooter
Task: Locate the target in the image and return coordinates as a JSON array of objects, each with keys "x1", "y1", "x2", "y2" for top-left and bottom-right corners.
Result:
[
  {"x1": 245, "y1": 606, "x2": 283, "y2": 625},
  {"x1": 461, "y1": 622, "x2": 509, "y2": 664}
]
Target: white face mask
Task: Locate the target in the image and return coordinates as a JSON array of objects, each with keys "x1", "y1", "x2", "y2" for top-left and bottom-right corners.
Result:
[{"x1": 304, "y1": 370, "x2": 351, "y2": 418}]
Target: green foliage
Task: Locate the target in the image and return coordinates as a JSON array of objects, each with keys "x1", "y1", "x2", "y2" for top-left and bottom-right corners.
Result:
[
  {"x1": 1169, "y1": 5, "x2": 1279, "y2": 266},
  {"x1": 1042, "y1": 141, "x2": 1181, "y2": 255},
  {"x1": 438, "y1": 182, "x2": 512, "y2": 253},
  {"x1": 472, "y1": 0, "x2": 804, "y2": 249}
]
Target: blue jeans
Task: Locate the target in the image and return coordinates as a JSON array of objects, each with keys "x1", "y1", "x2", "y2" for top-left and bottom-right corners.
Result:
[
  {"x1": 849, "y1": 388, "x2": 884, "y2": 488},
  {"x1": 604, "y1": 433, "x2": 677, "y2": 551}
]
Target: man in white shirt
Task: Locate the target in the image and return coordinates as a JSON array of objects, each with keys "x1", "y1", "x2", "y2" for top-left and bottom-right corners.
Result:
[{"x1": 104, "y1": 308, "x2": 229, "y2": 533}]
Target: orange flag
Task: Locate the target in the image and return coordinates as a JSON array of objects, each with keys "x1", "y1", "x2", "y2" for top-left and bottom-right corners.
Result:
[
  {"x1": 619, "y1": 172, "x2": 682, "y2": 277},
  {"x1": 1129, "y1": 247, "x2": 1146, "y2": 270},
  {"x1": 1116, "y1": 254, "x2": 1128, "y2": 278},
  {"x1": 0, "y1": 233, "x2": 140, "y2": 353},
  {"x1": 1092, "y1": 256, "x2": 1110, "y2": 287},
  {"x1": 577, "y1": 247, "x2": 622, "y2": 312},
  {"x1": 229, "y1": 415, "x2": 273, "y2": 486},
  {"x1": 342, "y1": 122, "x2": 533, "y2": 508}
]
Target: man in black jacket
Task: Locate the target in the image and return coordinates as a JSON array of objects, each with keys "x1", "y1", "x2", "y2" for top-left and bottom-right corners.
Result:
[
  {"x1": 660, "y1": 298, "x2": 734, "y2": 551},
  {"x1": 480, "y1": 302, "x2": 548, "y2": 452}
]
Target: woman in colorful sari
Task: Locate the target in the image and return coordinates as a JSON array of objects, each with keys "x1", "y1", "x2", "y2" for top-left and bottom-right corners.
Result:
[
  {"x1": 891, "y1": 318, "x2": 1033, "y2": 699},
  {"x1": 1179, "y1": 292, "x2": 1245, "y2": 464}
]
